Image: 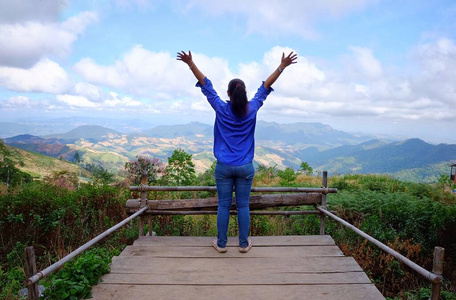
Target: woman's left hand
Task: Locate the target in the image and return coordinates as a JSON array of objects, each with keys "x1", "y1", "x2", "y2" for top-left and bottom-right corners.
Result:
[{"x1": 280, "y1": 51, "x2": 298, "y2": 68}]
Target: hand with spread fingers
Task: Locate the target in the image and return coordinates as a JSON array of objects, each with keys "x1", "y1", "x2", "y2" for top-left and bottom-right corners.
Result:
[
  {"x1": 177, "y1": 50, "x2": 205, "y2": 85},
  {"x1": 281, "y1": 51, "x2": 298, "y2": 68},
  {"x1": 264, "y1": 51, "x2": 298, "y2": 89},
  {"x1": 176, "y1": 50, "x2": 193, "y2": 66}
]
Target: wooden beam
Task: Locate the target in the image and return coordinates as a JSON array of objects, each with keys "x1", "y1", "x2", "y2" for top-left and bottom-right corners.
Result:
[
  {"x1": 126, "y1": 193, "x2": 322, "y2": 211},
  {"x1": 130, "y1": 186, "x2": 337, "y2": 193},
  {"x1": 25, "y1": 246, "x2": 39, "y2": 300},
  {"x1": 430, "y1": 246, "x2": 445, "y2": 300},
  {"x1": 320, "y1": 171, "x2": 328, "y2": 235}
]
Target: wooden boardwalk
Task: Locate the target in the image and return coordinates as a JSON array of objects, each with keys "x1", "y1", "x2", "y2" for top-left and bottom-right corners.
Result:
[{"x1": 91, "y1": 235, "x2": 385, "y2": 300}]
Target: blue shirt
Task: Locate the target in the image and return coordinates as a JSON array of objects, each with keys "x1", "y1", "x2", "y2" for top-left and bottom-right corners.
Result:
[{"x1": 196, "y1": 77, "x2": 273, "y2": 166}]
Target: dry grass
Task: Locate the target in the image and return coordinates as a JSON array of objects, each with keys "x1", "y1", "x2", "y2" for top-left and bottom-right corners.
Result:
[{"x1": 9, "y1": 146, "x2": 90, "y2": 179}]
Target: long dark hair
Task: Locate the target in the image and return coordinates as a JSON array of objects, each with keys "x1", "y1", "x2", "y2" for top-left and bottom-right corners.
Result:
[{"x1": 228, "y1": 78, "x2": 248, "y2": 118}]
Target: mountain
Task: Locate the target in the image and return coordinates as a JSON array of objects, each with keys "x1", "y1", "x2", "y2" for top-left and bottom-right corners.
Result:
[
  {"x1": 139, "y1": 121, "x2": 382, "y2": 149},
  {"x1": 4, "y1": 134, "x2": 71, "y2": 158},
  {"x1": 297, "y1": 138, "x2": 456, "y2": 181},
  {"x1": 3, "y1": 122, "x2": 455, "y2": 182},
  {"x1": 44, "y1": 125, "x2": 123, "y2": 141},
  {"x1": 0, "y1": 117, "x2": 155, "y2": 138},
  {"x1": 141, "y1": 122, "x2": 213, "y2": 139},
  {"x1": 4, "y1": 144, "x2": 87, "y2": 180},
  {"x1": 255, "y1": 121, "x2": 375, "y2": 148}
]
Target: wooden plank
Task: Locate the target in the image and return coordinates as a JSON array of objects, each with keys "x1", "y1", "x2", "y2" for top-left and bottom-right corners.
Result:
[
  {"x1": 100, "y1": 271, "x2": 371, "y2": 285},
  {"x1": 91, "y1": 235, "x2": 385, "y2": 299},
  {"x1": 91, "y1": 284, "x2": 385, "y2": 300},
  {"x1": 133, "y1": 235, "x2": 336, "y2": 247},
  {"x1": 126, "y1": 193, "x2": 322, "y2": 211},
  {"x1": 117, "y1": 245, "x2": 344, "y2": 258},
  {"x1": 109, "y1": 256, "x2": 364, "y2": 273}
]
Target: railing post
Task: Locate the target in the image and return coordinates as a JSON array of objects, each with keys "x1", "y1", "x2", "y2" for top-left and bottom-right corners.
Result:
[
  {"x1": 139, "y1": 171, "x2": 148, "y2": 237},
  {"x1": 319, "y1": 171, "x2": 328, "y2": 235},
  {"x1": 148, "y1": 215, "x2": 153, "y2": 236},
  {"x1": 430, "y1": 246, "x2": 444, "y2": 300},
  {"x1": 25, "y1": 246, "x2": 39, "y2": 300}
]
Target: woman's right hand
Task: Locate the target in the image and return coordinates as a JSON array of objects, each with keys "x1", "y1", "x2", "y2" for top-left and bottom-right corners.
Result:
[
  {"x1": 177, "y1": 50, "x2": 193, "y2": 66},
  {"x1": 264, "y1": 51, "x2": 298, "y2": 89}
]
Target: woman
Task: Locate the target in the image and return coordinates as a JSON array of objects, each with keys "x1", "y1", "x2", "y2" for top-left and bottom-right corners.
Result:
[{"x1": 177, "y1": 50, "x2": 297, "y2": 253}]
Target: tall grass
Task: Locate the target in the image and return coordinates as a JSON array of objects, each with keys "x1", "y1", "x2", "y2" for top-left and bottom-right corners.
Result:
[
  {"x1": 1, "y1": 173, "x2": 455, "y2": 299},
  {"x1": 0, "y1": 182, "x2": 135, "y2": 299}
]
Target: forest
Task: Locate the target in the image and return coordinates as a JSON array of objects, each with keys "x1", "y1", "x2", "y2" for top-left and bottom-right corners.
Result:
[{"x1": 1, "y1": 140, "x2": 456, "y2": 299}]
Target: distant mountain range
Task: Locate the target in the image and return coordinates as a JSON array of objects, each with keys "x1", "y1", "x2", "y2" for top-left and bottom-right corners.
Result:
[
  {"x1": 0, "y1": 117, "x2": 155, "y2": 138},
  {"x1": 3, "y1": 121, "x2": 455, "y2": 183}
]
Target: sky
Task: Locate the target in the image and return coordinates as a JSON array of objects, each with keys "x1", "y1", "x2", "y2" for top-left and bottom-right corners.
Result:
[{"x1": 0, "y1": 0, "x2": 455, "y2": 143}]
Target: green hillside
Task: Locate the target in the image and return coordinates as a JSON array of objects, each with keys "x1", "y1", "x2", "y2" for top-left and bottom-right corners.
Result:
[
  {"x1": 7, "y1": 145, "x2": 89, "y2": 180},
  {"x1": 4, "y1": 123, "x2": 456, "y2": 183}
]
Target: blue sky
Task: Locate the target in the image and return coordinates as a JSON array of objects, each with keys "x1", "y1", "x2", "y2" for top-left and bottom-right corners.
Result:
[{"x1": 0, "y1": 0, "x2": 455, "y2": 143}]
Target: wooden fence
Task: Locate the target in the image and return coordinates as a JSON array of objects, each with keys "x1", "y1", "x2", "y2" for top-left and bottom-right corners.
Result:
[{"x1": 24, "y1": 171, "x2": 445, "y2": 300}]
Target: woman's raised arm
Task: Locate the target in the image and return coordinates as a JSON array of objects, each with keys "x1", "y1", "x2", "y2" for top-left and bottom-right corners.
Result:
[
  {"x1": 177, "y1": 50, "x2": 206, "y2": 85},
  {"x1": 264, "y1": 52, "x2": 298, "y2": 89}
]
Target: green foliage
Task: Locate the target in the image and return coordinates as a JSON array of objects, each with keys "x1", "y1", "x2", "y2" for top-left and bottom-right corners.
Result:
[
  {"x1": 277, "y1": 167, "x2": 297, "y2": 186},
  {"x1": 298, "y1": 161, "x2": 313, "y2": 175},
  {"x1": 327, "y1": 174, "x2": 456, "y2": 297},
  {"x1": 0, "y1": 182, "x2": 128, "y2": 282},
  {"x1": 73, "y1": 152, "x2": 80, "y2": 164},
  {"x1": 255, "y1": 164, "x2": 277, "y2": 184},
  {"x1": 195, "y1": 161, "x2": 216, "y2": 198},
  {"x1": 387, "y1": 287, "x2": 456, "y2": 300},
  {"x1": 0, "y1": 242, "x2": 26, "y2": 300},
  {"x1": 0, "y1": 140, "x2": 32, "y2": 187},
  {"x1": 2, "y1": 162, "x2": 456, "y2": 299},
  {"x1": 85, "y1": 164, "x2": 115, "y2": 185},
  {"x1": 163, "y1": 148, "x2": 196, "y2": 186},
  {"x1": 43, "y1": 247, "x2": 118, "y2": 299}
]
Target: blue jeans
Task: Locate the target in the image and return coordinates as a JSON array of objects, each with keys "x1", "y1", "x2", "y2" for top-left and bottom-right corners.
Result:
[{"x1": 215, "y1": 161, "x2": 254, "y2": 248}]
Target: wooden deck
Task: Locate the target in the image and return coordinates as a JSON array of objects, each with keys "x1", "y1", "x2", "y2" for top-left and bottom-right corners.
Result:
[{"x1": 91, "y1": 235, "x2": 385, "y2": 300}]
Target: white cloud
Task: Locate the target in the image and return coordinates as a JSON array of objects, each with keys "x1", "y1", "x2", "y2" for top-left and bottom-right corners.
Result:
[
  {"x1": 181, "y1": 0, "x2": 379, "y2": 38},
  {"x1": 0, "y1": 11, "x2": 97, "y2": 68},
  {"x1": 74, "y1": 45, "x2": 233, "y2": 99},
  {"x1": 2, "y1": 36, "x2": 455, "y2": 129},
  {"x1": 55, "y1": 91, "x2": 143, "y2": 110},
  {"x1": 0, "y1": 58, "x2": 72, "y2": 94},
  {"x1": 70, "y1": 42, "x2": 455, "y2": 123},
  {"x1": 105, "y1": 94, "x2": 142, "y2": 108},
  {"x1": 413, "y1": 37, "x2": 456, "y2": 106},
  {"x1": 74, "y1": 82, "x2": 104, "y2": 102},
  {"x1": 56, "y1": 95, "x2": 99, "y2": 108},
  {"x1": 0, "y1": 0, "x2": 67, "y2": 23},
  {"x1": 6, "y1": 96, "x2": 30, "y2": 106},
  {"x1": 348, "y1": 46, "x2": 383, "y2": 80}
]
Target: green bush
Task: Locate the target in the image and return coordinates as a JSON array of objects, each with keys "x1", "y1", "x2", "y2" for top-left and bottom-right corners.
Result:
[{"x1": 43, "y1": 247, "x2": 119, "y2": 299}]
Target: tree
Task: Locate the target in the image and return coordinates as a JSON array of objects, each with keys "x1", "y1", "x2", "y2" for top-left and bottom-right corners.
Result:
[
  {"x1": 0, "y1": 140, "x2": 31, "y2": 186},
  {"x1": 163, "y1": 148, "x2": 196, "y2": 186},
  {"x1": 44, "y1": 170, "x2": 78, "y2": 190},
  {"x1": 298, "y1": 161, "x2": 313, "y2": 175},
  {"x1": 277, "y1": 167, "x2": 297, "y2": 185},
  {"x1": 196, "y1": 161, "x2": 216, "y2": 186},
  {"x1": 255, "y1": 164, "x2": 277, "y2": 184},
  {"x1": 124, "y1": 156, "x2": 164, "y2": 185},
  {"x1": 90, "y1": 164, "x2": 115, "y2": 185},
  {"x1": 74, "y1": 151, "x2": 81, "y2": 164}
]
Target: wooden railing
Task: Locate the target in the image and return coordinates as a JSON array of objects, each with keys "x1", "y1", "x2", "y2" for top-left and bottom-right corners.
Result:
[
  {"x1": 24, "y1": 171, "x2": 445, "y2": 300},
  {"x1": 127, "y1": 171, "x2": 334, "y2": 237}
]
